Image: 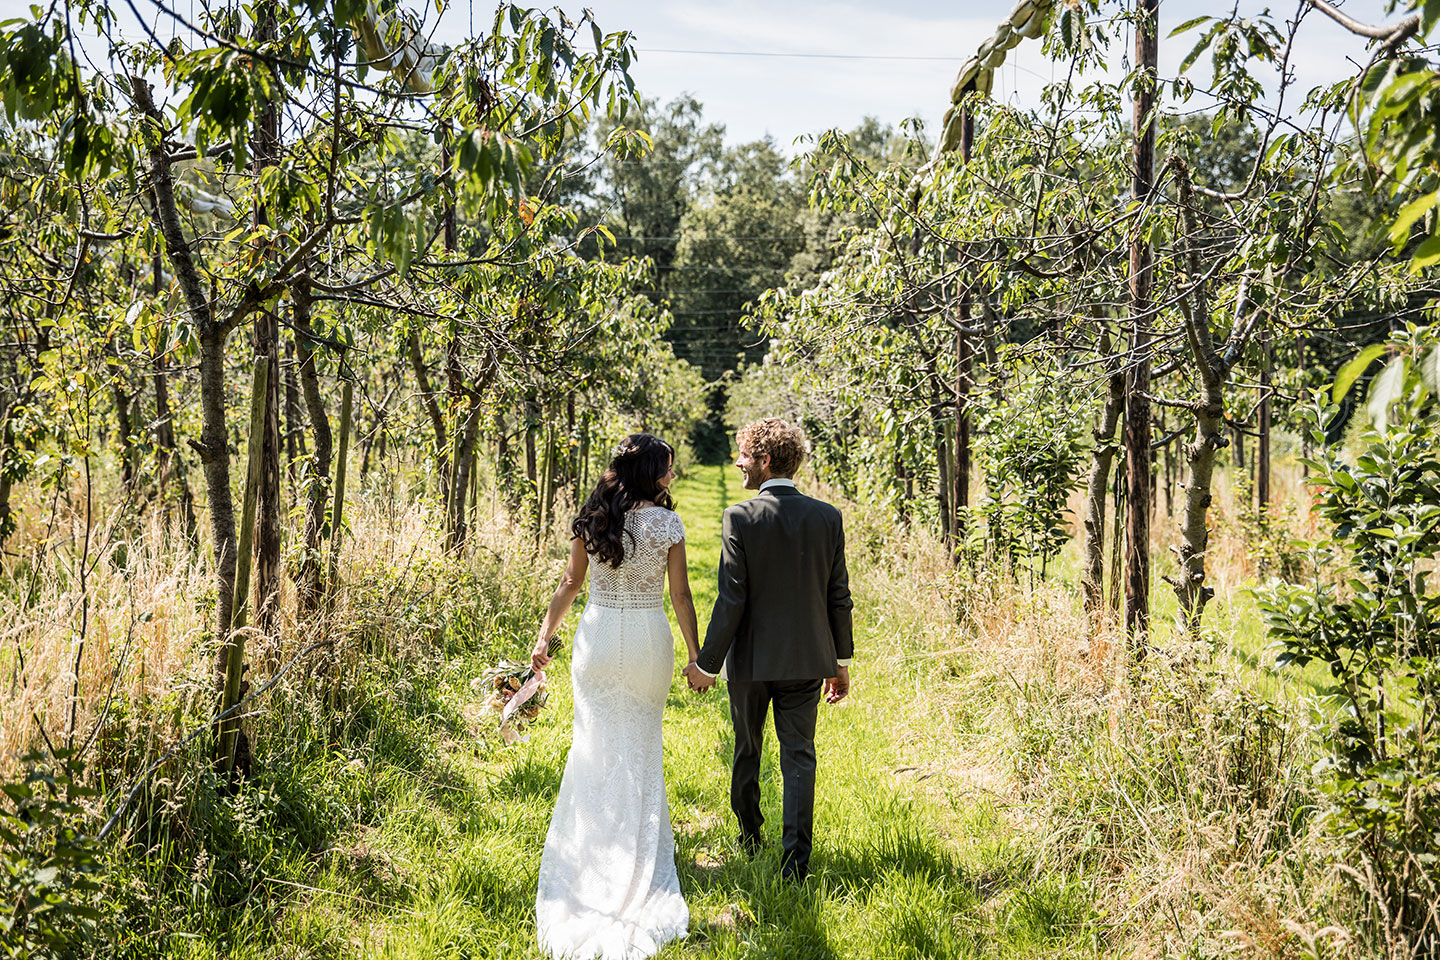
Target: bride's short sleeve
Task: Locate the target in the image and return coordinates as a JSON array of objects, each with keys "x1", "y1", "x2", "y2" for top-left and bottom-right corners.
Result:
[{"x1": 669, "y1": 512, "x2": 686, "y2": 546}]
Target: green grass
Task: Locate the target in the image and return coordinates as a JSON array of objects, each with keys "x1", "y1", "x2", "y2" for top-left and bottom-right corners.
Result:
[{"x1": 201, "y1": 465, "x2": 1105, "y2": 958}]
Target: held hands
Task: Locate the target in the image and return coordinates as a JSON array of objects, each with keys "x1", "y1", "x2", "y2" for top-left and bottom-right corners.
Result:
[
  {"x1": 682, "y1": 662, "x2": 716, "y2": 692},
  {"x1": 824, "y1": 665, "x2": 850, "y2": 704}
]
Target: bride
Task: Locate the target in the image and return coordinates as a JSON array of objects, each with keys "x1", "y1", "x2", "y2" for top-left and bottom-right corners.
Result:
[{"x1": 530, "y1": 433, "x2": 700, "y2": 960}]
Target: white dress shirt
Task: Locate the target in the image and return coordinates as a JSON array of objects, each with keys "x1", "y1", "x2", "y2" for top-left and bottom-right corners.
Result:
[{"x1": 693, "y1": 477, "x2": 852, "y2": 678}]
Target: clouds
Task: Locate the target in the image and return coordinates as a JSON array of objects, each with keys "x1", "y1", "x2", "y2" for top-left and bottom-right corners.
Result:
[
  {"x1": 495, "y1": 0, "x2": 1403, "y2": 151},
  {"x1": 21, "y1": 0, "x2": 1406, "y2": 153},
  {"x1": 593, "y1": 0, "x2": 999, "y2": 147}
]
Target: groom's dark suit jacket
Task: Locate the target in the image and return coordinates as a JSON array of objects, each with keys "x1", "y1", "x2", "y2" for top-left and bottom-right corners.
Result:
[{"x1": 696, "y1": 485, "x2": 853, "y2": 681}]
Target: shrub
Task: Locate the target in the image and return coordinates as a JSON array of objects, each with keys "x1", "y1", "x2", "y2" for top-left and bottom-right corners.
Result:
[
  {"x1": 1253, "y1": 389, "x2": 1440, "y2": 952},
  {"x1": 0, "y1": 751, "x2": 103, "y2": 956}
]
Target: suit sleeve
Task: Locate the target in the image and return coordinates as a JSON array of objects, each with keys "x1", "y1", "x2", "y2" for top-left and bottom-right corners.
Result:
[
  {"x1": 697, "y1": 506, "x2": 747, "y2": 675},
  {"x1": 828, "y1": 514, "x2": 854, "y2": 662}
]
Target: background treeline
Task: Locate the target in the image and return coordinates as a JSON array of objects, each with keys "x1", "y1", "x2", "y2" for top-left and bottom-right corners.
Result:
[{"x1": 2, "y1": 0, "x2": 1440, "y2": 956}]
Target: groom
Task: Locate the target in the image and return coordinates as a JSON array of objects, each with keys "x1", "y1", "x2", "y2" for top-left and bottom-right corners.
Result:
[{"x1": 683, "y1": 418, "x2": 853, "y2": 883}]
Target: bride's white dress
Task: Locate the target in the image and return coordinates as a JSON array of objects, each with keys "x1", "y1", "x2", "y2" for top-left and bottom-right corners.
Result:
[{"x1": 536, "y1": 506, "x2": 690, "y2": 960}]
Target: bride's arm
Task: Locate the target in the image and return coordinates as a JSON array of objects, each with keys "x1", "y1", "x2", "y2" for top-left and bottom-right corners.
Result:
[
  {"x1": 666, "y1": 543, "x2": 701, "y2": 664},
  {"x1": 532, "y1": 538, "x2": 589, "y2": 670}
]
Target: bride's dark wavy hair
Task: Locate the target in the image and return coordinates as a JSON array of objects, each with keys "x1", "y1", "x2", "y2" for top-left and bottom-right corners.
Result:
[{"x1": 572, "y1": 433, "x2": 675, "y2": 568}]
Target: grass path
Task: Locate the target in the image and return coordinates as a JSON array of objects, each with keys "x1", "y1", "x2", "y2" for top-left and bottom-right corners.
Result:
[{"x1": 273, "y1": 466, "x2": 1102, "y2": 959}]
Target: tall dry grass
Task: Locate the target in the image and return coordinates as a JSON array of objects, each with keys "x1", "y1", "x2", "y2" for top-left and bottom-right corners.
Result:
[
  {"x1": 0, "y1": 470, "x2": 561, "y2": 782},
  {"x1": 838, "y1": 480, "x2": 1365, "y2": 959},
  {"x1": 2, "y1": 489, "x2": 213, "y2": 776}
]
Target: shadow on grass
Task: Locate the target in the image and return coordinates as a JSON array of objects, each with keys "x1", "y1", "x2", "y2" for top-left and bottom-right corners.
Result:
[
  {"x1": 679, "y1": 850, "x2": 842, "y2": 960},
  {"x1": 489, "y1": 751, "x2": 562, "y2": 802}
]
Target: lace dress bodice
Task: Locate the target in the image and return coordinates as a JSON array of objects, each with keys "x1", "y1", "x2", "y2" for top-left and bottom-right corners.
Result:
[{"x1": 586, "y1": 507, "x2": 685, "y2": 610}]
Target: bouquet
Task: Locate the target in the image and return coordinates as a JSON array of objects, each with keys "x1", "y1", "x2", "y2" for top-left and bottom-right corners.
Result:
[{"x1": 480, "y1": 659, "x2": 548, "y2": 745}]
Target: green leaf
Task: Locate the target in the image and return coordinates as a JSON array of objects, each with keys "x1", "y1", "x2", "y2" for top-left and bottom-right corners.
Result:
[
  {"x1": 1366, "y1": 357, "x2": 1406, "y2": 431},
  {"x1": 1387, "y1": 188, "x2": 1439, "y2": 248},
  {"x1": 1333, "y1": 344, "x2": 1387, "y2": 402},
  {"x1": 1180, "y1": 21, "x2": 1225, "y2": 76},
  {"x1": 1168, "y1": 15, "x2": 1213, "y2": 37},
  {"x1": 1411, "y1": 234, "x2": 1440, "y2": 270},
  {"x1": 1418, "y1": 345, "x2": 1440, "y2": 395},
  {"x1": 1424, "y1": 0, "x2": 1440, "y2": 37}
]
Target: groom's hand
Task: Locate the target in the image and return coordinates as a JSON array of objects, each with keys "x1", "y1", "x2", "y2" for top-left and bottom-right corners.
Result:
[
  {"x1": 683, "y1": 662, "x2": 716, "y2": 692},
  {"x1": 824, "y1": 665, "x2": 850, "y2": 704}
]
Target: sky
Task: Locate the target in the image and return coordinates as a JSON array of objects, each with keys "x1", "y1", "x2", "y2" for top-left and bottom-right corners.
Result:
[
  {"x1": 433, "y1": 0, "x2": 1408, "y2": 148},
  {"x1": 0, "y1": 0, "x2": 1412, "y2": 150}
]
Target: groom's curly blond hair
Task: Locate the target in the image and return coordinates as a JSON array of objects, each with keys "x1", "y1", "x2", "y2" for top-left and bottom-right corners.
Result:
[{"x1": 738, "y1": 418, "x2": 808, "y2": 478}]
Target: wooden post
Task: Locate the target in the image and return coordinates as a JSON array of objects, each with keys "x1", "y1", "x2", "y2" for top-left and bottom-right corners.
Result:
[
  {"x1": 216, "y1": 357, "x2": 268, "y2": 773},
  {"x1": 539, "y1": 417, "x2": 556, "y2": 534},
  {"x1": 1257, "y1": 322, "x2": 1272, "y2": 513},
  {"x1": 952, "y1": 103, "x2": 976, "y2": 544},
  {"x1": 327, "y1": 379, "x2": 352, "y2": 599},
  {"x1": 1108, "y1": 466, "x2": 1125, "y2": 615},
  {"x1": 955, "y1": 319, "x2": 973, "y2": 536},
  {"x1": 1124, "y1": 0, "x2": 1159, "y2": 643}
]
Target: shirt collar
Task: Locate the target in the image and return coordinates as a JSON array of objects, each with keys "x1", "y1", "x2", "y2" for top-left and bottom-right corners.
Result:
[{"x1": 759, "y1": 477, "x2": 797, "y2": 493}]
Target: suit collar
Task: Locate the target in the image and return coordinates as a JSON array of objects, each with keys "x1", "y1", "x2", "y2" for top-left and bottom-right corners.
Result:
[{"x1": 761, "y1": 485, "x2": 804, "y2": 498}]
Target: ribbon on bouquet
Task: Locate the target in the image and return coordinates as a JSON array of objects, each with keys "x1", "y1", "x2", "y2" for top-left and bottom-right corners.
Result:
[{"x1": 499, "y1": 668, "x2": 546, "y2": 744}]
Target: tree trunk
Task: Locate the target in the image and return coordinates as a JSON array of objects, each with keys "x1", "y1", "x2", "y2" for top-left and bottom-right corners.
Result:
[
  {"x1": 922, "y1": 351, "x2": 951, "y2": 545},
  {"x1": 283, "y1": 337, "x2": 304, "y2": 493},
  {"x1": 496, "y1": 411, "x2": 517, "y2": 511},
  {"x1": 110, "y1": 367, "x2": 138, "y2": 491},
  {"x1": 218, "y1": 357, "x2": 269, "y2": 774},
  {"x1": 565, "y1": 391, "x2": 577, "y2": 493},
  {"x1": 408, "y1": 329, "x2": 448, "y2": 497},
  {"x1": 0, "y1": 411, "x2": 15, "y2": 548},
  {"x1": 524, "y1": 393, "x2": 539, "y2": 491},
  {"x1": 468, "y1": 431, "x2": 480, "y2": 530},
  {"x1": 447, "y1": 401, "x2": 482, "y2": 550},
  {"x1": 954, "y1": 321, "x2": 973, "y2": 540},
  {"x1": 1173, "y1": 393, "x2": 1224, "y2": 631},
  {"x1": 1124, "y1": 0, "x2": 1159, "y2": 642},
  {"x1": 250, "y1": 0, "x2": 284, "y2": 650},
  {"x1": 1108, "y1": 471, "x2": 1125, "y2": 615},
  {"x1": 252, "y1": 319, "x2": 282, "y2": 644},
  {"x1": 578, "y1": 411, "x2": 591, "y2": 500},
  {"x1": 293, "y1": 280, "x2": 331, "y2": 617},
  {"x1": 951, "y1": 110, "x2": 975, "y2": 545},
  {"x1": 1164, "y1": 417, "x2": 1176, "y2": 517},
  {"x1": 152, "y1": 339, "x2": 198, "y2": 544},
  {"x1": 129, "y1": 76, "x2": 241, "y2": 684},
  {"x1": 1168, "y1": 156, "x2": 1231, "y2": 634},
  {"x1": 1082, "y1": 346, "x2": 1126, "y2": 620},
  {"x1": 149, "y1": 252, "x2": 197, "y2": 543}
]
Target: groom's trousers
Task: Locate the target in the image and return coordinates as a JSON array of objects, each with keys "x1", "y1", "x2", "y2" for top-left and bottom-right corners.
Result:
[{"x1": 728, "y1": 677, "x2": 824, "y2": 879}]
